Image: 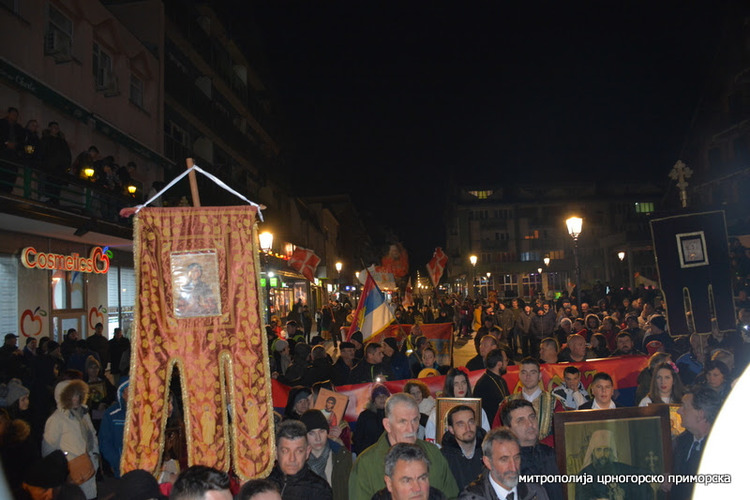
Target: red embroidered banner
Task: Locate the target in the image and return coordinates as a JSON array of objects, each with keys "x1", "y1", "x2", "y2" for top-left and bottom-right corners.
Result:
[{"x1": 122, "y1": 206, "x2": 274, "y2": 481}]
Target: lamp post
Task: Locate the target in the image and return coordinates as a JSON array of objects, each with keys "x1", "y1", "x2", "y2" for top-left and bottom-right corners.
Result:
[
  {"x1": 259, "y1": 231, "x2": 274, "y2": 323},
  {"x1": 617, "y1": 251, "x2": 626, "y2": 288},
  {"x1": 335, "y1": 261, "x2": 343, "y2": 294},
  {"x1": 566, "y1": 216, "x2": 583, "y2": 311},
  {"x1": 486, "y1": 272, "x2": 491, "y2": 298},
  {"x1": 469, "y1": 254, "x2": 478, "y2": 299}
]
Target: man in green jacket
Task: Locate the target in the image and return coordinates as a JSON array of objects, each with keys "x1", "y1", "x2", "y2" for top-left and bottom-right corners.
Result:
[{"x1": 349, "y1": 393, "x2": 459, "y2": 500}]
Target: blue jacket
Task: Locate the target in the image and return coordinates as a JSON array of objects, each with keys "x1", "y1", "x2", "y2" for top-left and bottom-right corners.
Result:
[{"x1": 98, "y1": 378, "x2": 128, "y2": 477}]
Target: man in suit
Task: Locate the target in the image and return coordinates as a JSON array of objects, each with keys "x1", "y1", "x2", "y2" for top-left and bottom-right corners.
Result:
[{"x1": 666, "y1": 386, "x2": 722, "y2": 499}]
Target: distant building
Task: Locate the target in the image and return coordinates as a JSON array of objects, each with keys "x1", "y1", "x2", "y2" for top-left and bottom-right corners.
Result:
[{"x1": 444, "y1": 182, "x2": 662, "y2": 301}]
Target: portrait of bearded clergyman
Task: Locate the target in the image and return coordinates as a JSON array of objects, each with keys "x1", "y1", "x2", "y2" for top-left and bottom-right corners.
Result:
[
  {"x1": 171, "y1": 253, "x2": 222, "y2": 318},
  {"x1": 573, "y1": 429, "x2": 654, "y2": 500}
]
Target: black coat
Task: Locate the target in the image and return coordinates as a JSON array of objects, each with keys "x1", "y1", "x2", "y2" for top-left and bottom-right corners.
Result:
[
  {"x1": 440, "y1": 428, "x2": 485, "y2": 491},
  {"x1": 267, "y1": 463, "x2": 332, "y2": 500},
  {"x1": 520, "y1": 444, "x2": 562, "y2": 500},
  {"x1": 353, "y1": 406, "x2": 385, "y2": 455}
]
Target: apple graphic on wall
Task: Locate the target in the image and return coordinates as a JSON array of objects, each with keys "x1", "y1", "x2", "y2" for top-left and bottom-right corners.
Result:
[
  {"x1": 20, "y1": 306, "x2": 47, "y2": 337},
  {"x1": 88, "y1": 305, "x2": 107, "y2": 329}
]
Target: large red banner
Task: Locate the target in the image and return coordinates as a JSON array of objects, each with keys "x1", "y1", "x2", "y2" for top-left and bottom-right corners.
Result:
[{"x1": 272, "y1": 355, "x2": 649, "y2": 423}]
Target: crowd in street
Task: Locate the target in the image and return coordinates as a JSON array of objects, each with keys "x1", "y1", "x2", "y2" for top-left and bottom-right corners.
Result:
[{"x1": 2, "y1": 273, "x2": 749, "y2": 498}]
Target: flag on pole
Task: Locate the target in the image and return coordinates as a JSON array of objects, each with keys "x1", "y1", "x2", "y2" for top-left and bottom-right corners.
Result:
[
  {"x1": 347, "y1": 272, "x2": 394, "y2": 341},
  {"x1": 402, "y1": 277, "x2": 414, "y2": 308},
  {"x1": 288, "y1": 246, "x2": 321, "y2": 282},
  {"x1": 426, "y1": 247, "x2": 448, "y2": 287}
]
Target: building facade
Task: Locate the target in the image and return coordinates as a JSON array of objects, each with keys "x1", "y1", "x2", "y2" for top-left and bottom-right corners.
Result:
[
  {"x1": 0, "y1": 0, "x2": 166, "y2": 340},
  {"x1": 445, "y1": 182, "x2": 663, "y2": 301}
]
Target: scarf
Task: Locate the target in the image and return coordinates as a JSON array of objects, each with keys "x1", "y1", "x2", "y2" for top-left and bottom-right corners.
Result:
[{"x1": 308, "y1": 443, "x2": 331, "y2": 479}]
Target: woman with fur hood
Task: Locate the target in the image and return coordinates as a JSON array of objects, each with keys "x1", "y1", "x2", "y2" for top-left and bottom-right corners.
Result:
[{"x1": 42, "y1": 379, "x2": 100, "y2": 499}]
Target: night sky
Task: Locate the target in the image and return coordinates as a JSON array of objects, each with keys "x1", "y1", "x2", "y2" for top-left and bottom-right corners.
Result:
[{"x1": 228, "y1": 1, "x2": 727, "y2": 264}]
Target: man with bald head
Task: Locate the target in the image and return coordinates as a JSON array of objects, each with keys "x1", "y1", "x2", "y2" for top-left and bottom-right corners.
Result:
[{"x1": 348, "y1": 393, "x2": 458, "y2": 500}]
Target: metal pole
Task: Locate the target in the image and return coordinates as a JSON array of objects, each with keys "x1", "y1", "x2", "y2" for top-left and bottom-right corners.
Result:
[{"x1": 574, "y1": 238, "x2": 581, "y2": 312}]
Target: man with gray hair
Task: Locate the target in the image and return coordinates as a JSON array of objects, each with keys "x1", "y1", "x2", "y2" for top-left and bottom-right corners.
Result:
[
  {"x1": 460, "y1": 427, "x2": 548, "y2": 500},
  {"x1": 266, "y1": 419, "x2": 333, "y2": 500},
  {"x1": 349, "y1": 393, "x2": 458, "y2": 500},
  {"x1": 372, "y1": 443, "x2": 447, "y2": 500}
]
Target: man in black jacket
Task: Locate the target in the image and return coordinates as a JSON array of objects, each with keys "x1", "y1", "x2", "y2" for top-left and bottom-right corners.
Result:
[
  {"x1": 348, "y1": 341, "x2": 391, "y2": 384},
  {"x1": 266, "y1": 420, "x2": 333, "y2": 500},
  {"x1": 501, "y1": 399, "x2": 561, "y2": 500},
  {"x1": 440, "y1": 404, "x2": 485, "y2": 491},
  {"x1": 472, "y1": 348, "x2": 510, "y2": 423}
]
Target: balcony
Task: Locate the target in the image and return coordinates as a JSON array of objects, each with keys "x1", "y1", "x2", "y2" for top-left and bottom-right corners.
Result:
[{"x1": 0, "y1": 158, "x2": 139, "y2": 244}]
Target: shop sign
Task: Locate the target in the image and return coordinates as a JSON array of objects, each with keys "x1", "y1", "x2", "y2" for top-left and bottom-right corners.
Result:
[{"x1": 21, "y1": 246, "x2": 110, "y2": 274}]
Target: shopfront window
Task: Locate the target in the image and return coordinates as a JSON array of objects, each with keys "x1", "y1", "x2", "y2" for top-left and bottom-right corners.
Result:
[
  {"x1": 107, "y1": 266, "x2": 135, "y2": 337},
  {"x1": 52, "y1": 270, "x2": 84, "y2": 310},
  {"x1": 0, "y1": 255, "x2": 18, "y2": 333}
]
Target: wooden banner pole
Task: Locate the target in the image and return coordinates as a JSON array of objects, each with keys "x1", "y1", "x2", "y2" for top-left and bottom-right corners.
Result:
[{"x1": 186, "y1": 157, "x2": 201, "y2": 207}]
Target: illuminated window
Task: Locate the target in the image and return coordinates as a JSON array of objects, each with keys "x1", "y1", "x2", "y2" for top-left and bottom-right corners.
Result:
[
  {"x1": 635, "y1": 202, "x2": 654, "y2": 213},
  {"x1": 524, "y1": 230, "x2": 540, "y2": 240},
  {"x1": 468, "y1": 190, "x2": 493, "y2": 199}
]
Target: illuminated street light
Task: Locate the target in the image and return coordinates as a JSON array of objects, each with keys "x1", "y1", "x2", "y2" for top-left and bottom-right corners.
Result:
[
  {"x1": 543, "y1": 256, "x2": 550, "y2": 267},
  {"x1": 566, "y1": 216, "x2": 583, "y2": 311},
  {"x1": 259, "y1": 231, "x2": 274, "y2": 253},
  {"x1": 469, "y1": 254, "x2": 478, "y2": 299},
  {"x1": 618, "y1": 251, "x2": 626, "y2": 261},
  {"x1": 335, "y1": 261, "x2": 343, "y2": 273}
]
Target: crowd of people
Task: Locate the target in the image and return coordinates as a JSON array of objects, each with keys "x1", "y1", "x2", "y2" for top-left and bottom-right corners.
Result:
[
  {"x1": 0, "y1": 105, "x2": 152, "y2": 218},
  {"x1": 2, "y1": 278, "x2": 747, "y2": 499}
]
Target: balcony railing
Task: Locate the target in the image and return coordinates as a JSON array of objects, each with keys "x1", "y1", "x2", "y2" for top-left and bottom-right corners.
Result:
[{"x1": 0, "y1": 157, "x2": 141, "y2": 228}]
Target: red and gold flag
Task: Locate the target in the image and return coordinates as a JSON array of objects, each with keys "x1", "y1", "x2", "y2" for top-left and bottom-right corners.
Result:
[{"x1": 122, "y1": 206, "x2": 273, "y2": 481}]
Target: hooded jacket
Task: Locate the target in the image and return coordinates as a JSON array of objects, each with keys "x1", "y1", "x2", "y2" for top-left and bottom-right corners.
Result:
[
  {"x1": 42, "y1": 379, "x2": 99, "y2": 499},
  {"x1": 99, "y1": 379, "x2": 129, "y2": 477}
]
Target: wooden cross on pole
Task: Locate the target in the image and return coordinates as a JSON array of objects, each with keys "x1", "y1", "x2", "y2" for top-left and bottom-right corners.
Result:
[{"x1": 669, "y1": 160, "x2": 692, "y2": 208}]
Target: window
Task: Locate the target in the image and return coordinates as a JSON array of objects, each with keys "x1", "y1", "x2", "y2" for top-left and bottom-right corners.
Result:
[
  {"x1": 107, "y1": 266, "x2": 136, "y2": 338},
  {"x1": 468, "y1": 190, "x2": 493, "y2": 199},
  {"x1": 0, "y1": 255, "x2": 18, "y2": 334},
  {"x1": 129, "y1": 74, "x2": 144, "y2": 108},
  {"x1": 51, "y1": 270, "x2": 84, "y2": 311},
  {"x1": 93, "y1": 42, "x2": 115, "y2": 90},
  {"x1": 634, "y1": 202, "x2": 654, "y2": 214},
  {"x1": 520, "y1": 251, "x2": 541, "y2": 262},
  {"x1": 45, "y1": 5, "x2": 73, "y2": 60}
]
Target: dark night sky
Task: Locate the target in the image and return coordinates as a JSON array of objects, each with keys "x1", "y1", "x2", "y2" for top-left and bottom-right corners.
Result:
[{"x1": 227, "y1": 1, "x2": 728, "y2": 264}]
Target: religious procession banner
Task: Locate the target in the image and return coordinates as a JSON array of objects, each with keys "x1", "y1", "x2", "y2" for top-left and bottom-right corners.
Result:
[
  {"x1": 122, "y1": 206, "x2": 274, "y2": 481},
  {"x1": 271, "y1": 355, "x2": 648, "y2": 423}
]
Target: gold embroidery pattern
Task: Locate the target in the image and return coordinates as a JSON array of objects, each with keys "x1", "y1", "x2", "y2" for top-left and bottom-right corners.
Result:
[{"x1": 121, "y1": 207, "x2": 274, "y2": 480}]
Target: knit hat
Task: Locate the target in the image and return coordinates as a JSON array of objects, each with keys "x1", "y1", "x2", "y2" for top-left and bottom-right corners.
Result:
[
  {"x1": 292, "y1": 388, "x2": 312, "y2": 406},
  {"x1": 300, "y1": 409, "x2": 329, "y2": 432},
  {"x1": 370, "y1": 384, "x2": 391, "y2": 402},
  {"x1": 649, "y1": 314, "x2": 667, "y2": 331},
  {"x1": 85, "y1": 355, "x2": 101, "y2": 372},
  {"x1": 350, "y1": 331, "x2": 364, "y2": 345},
  {"x1": 274, "y1": 339, "x2": 289, "y2": 352},
  {"x1": 339, "y1": 341, "x2": 355, "y2": 350},
  {"x1": 0, "y1": 378, "x2": 29, "y2": 407},
  {"x1": 383, "y1": 337, "x2": 398, "y2": 352},
  {"x1": 23, "y1": 450, "x2": 69, "y2": 488},
  {"x1": 115, "y1": 469, "x2": 167, "y2": 500}
]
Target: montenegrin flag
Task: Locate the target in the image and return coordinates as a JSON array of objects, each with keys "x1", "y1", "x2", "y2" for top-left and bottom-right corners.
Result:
[{"x1": 347, "y1": 272, "x2": 394, "y2": 342}]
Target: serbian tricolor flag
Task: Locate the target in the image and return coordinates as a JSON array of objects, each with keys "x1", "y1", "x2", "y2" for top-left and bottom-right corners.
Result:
[
  {"x1": 427, "y1": 247, "x2": 448, "y2": 287},
  {"x1": 347, "y1": 272, "x2": 394, "y2": 342},
  {"x1": 288, "y1": 246, "x2": 320, "y2": 282}
]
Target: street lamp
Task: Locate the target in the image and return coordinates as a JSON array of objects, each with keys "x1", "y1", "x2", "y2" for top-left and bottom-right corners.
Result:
[
  {"x1": 543, "y1": 256, "x2": 550, "y2": 267},
  {"x1": 617, "y1": 251, "x2": 626, "y2": 261},
  {"x1": 469, "y1": 255, "x2": 477, "y2": 299},
  {"x1": 335, "y1": 261, "x2": 343, "y2": 273},
  {"x1": 258, "y1": 231, "x2": 274, "y2": 323},
  {"x1": 566, "y1": 216, "x2": 583, "y2": 311},
  {"x1": 486, "y1": 272, "x2": 491, "y2": 298}
]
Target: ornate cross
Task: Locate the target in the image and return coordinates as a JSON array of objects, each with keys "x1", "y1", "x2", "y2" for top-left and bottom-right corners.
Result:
[{"x1": 669, "y1": 160, "x2": 693, "y2": 208}]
